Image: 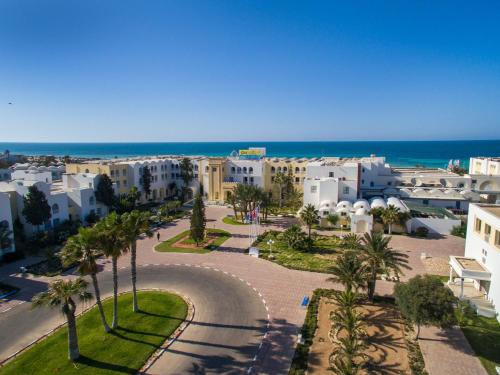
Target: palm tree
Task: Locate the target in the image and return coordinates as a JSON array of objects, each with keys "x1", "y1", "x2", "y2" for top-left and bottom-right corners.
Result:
[
  {"x1": 341, "y1": 233, "x2": 361, "y2": 250},
  {"x1": 120, "y1": 210, "x2": 152, "y2": 313},
  {"x1": 359, "y1": 231, "x2": 411, "y2": 301},
  {"x1": 328, "y1": 251, "x2": 369, "y2": 292},
  {"x1": 60, "y1": 227, "x2": 110, "y2": 332},
  {"x1": 95, "y1": 212, "x2": 125, "y2": 329},
  {"x1": 380, "y1": 205, "x2": 400, "y2": 235},
  {"x1": 32, "y1": 278, "x2": 91, "y2": 360},
  {"x1": 300, "y1": 204, "x2": 319, "y2": 240},
  {"x1": 273, "y1": 172, "x2": 288, "y2": 208}
]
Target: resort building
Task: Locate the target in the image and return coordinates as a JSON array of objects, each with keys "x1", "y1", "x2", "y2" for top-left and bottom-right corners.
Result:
[
  {"x1": 449, "y1": 204, "x2": 500, "y2": 321},
  {"x1": 469, "y1": 157, "x2": 500, "y2": 176},
  {"x1": 0, "y1": 191, "x2": 15, "y2": 259}
]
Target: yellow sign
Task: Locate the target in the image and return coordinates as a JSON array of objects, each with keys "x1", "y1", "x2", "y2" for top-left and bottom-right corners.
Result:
[{"x1": 239, "y1": 149, "x2": 264, "y2": 156}]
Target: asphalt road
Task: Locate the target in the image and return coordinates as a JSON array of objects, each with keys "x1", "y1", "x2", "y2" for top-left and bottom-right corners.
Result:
[{"x1": 0, "y1": 265, "x2": 268, "y2": 374}]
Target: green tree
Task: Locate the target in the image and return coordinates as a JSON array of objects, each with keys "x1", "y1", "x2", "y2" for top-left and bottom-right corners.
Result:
[
  {"x1": 0, "y1": 222, "x2": 13, "y2": 252},
  {"x1": 32, "y1": 278, "x2": 92, "y2": 360},
  {"x1": 60, "y1": 227, "x2": 110, "y2": 332},
  {"x1": 273, "y1": 171, "x2": 289, "y2": 208},
  {"x1": 395, "y1": 275, "x2": 456, "y2": 339},
  {"x1": 328, "y1": 251, "x2": 369, "y2": 292},
  {"x1": 451, "y1": 222, "x2": 467, "y2": 238},
  {"x1": 168, "y1": 182, "x2": 178, "y2": 198},
  {"x1": 380, "y1": 205, "x2": 401, "y2": 235},
  {"x1": 359, "y1": 231, "x2": 410, "y2": 301},
  {"x1": 282, "y1": 225, "x2": 308, "y2": 251},
  {"x1": 327, "y1": 213, "x2": 340, "y2": 228},
  {"x1": 300, "y1": 204, "x2": 319, "y2": 241},
  {"x1": 141, "y1": 166, "x2": 152, "y2": 199},
  {"x1": 95, "y1": 213, "x2": 125, "y2": 329},
  {"x1": 180, "y1": 158, "x2": 194, "y2": 202},
  {"x1": 95, "y1": 174, "x2": 115, "y2": 208},
  {"x1": 190, "y1": 193, "x2": 206, "y2": 246},
  {"x1": 22, "y1": 185, "x2": 52, "y2": 232},
  {"x1": 341, "y1": 233, "x2": 361, "y2": 250},
  {"x1": 120, "y1": 210, "x2": 153, "y2": 312}
]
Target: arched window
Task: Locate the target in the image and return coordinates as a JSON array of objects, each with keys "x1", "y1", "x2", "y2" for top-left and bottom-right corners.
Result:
[
  {"x1": 52, "y1": 204, "x2": 59, "y2": 214},
  {"x1": 302, "y1": 167, "x2": 306, "y2": 172},
  {"x1": 249, "y1": 167, "x2": 253, "y2": 174},
  {"x1": 295, "y1": 167, "x2": 300, "y2": 173},
  {"x1": 271, "y1": 166, "x2": 276, "y2": 173},
  {"x1": 85, "y1": 169, "x2": 89, "y2": 173},
  {"x1": 231, "y1": 167, "x2": 236, "y2": 173},
  {"x1": 89, "y1": 196, "x2": 95, "y2": 205},
  {"x1": 205, "y1": 166, "x2": 209, "y2": 172},
  {"x1": 277, "y1": 167, "x2": 282, "y2": 172},
  {"x1": 283, "y1": 167, "x2": 288, "y2": 172},
  {"x1": 237, "y1": 167, "x2": 242, "y2": 174},
  {"x1": 243, "y1": 167, "x2": 247, "y2": 174}
]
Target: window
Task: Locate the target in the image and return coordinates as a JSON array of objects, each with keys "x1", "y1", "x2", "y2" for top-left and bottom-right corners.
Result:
[
  {"x1": 475, "y1": 217, "x2": 482, "y2": 232},
  {"x1": 116, "y1": 181, "x2": 121, "y2": 188},
  {"x1": 310, "y1": 186, "x2": 317, "y2": 193},
  {"x1": 271, "y1": 176, "x2": 275, "y2": 183},
  {"x1": 271, "y1": 166, "x2": 276, "y2": 173},
  {"x1": 277, "y1": 167, "x2": 282, "y2": 172},
  {"x1": 295, "y1": 167, "x2": 300, "y2": 173},
  {"x1": 243, "y1": 167, "x2": 247, "y2": 174},
  {"x1": 250, "y1": 177, "x2": 254, "y2": 184},
  {"x1": 243, "y1": 177, "x2": 248, "y2": 183},
  {"x1": 52, "y1": 203, "x2": 59, "y2": 214},
  {"x1": 484, "y1": 224, "x2": 491, "y2": 241},
  {"x1": 329, "y1": 172, "x2": 334, "y2": 178},
  {"x1": 422, "y1": 199, "x2": 429, "y2": 205},
  {"x1": 110, "y1": 170, "x2": 115, "y2": 176},
  {"x1": 302, "y1": 167, "x2": 306, "y2": 172},
  {"x1": 89, "y1": 196, "x2": 95, "y2": 205},
  {"x1": 231, "y1": 167, "x2": 236, "y2": 173},
  {"x1": 362, "y1": 179, "x2": 365, "y2": 184},
  {"x1": 212, "y1": 167, "x2": 217, "y2": 172},
  {"x1": 85, "y1": 169, "x2": 90, "y2": 173},
  {"x1": 295, "y1": 177, "x2": 300, "y2": 183},
  {"x1": 123, "y1": 180, "x2": 127, "y2": 186},
  {"x1": 205, "y1": 166, "x2": 209, "y2": 172},
  {"x1": 122, "y1": 169, "x2": 127, "y2": 176},
  {"x1": 343, "y1": 187, "x2": 350, "y2": 194},
  {"x1": 370, "y1": 181, "x2": 374, "y2": 187},
  {"x1": 194, "y1": 174, "x2": 198, "y2": 178},
  {"x1": 249, "y1": 167, "x2": 253, "y2": 174},
  {"x1": 96, "y1": 207, "x2": 102, "y2": 215},
  {"x1": 495, "y1": 230, "x2": 500, "y2": 248},
  {"x1": 283, "y1": 167, "x2": 288, "y2": 172},
  {"x1": 237, "y1": 167, "x2": 241, "y2": 173},
  {"x1": 362, "y1": 168, "x2": 365, "y2": 173},
  {"x1": 194, "y1": 165, "x2": 198, "y2": 171}
]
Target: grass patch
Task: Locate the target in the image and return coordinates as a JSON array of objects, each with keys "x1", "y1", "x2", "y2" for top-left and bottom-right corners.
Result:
[
  {"x1": 155, "y1": 229, "x2": 231, "y2": 253},
  {"x1": 222, "y1": 216, "x2": 248, "y2": 225},
  {"x1": 461, "y1": 314, "x2": 500, "y2": 374},
  {"x1": 254, "y1": 231, "x2": 342, "y2": 273},
  {"x1": 1, "y1": 291, "x2": 187, "y2": 375}
]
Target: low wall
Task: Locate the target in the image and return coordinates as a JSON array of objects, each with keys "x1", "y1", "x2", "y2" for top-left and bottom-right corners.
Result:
[{"x1": 406, "y1": 217, "x2": 461, "y2": 235}]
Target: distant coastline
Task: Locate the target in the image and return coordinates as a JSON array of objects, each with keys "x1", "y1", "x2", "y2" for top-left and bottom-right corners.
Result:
[{"x1": 1, "y1": 140, "x2": 499, "y2": 168}]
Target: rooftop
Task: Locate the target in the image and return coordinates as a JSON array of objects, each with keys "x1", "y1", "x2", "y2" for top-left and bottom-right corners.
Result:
[{"x1": 476, "y1": 204, "x2": 500, "y2": 219}]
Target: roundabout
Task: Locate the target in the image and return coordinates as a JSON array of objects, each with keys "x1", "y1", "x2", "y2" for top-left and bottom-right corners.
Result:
[{"x1": 0, "y1": 265, "x2": 268, "y2": 375}]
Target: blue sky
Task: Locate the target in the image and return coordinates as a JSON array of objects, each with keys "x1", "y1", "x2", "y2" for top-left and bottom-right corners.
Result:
[{"x1": 1, "y1": 0, "x2": 499, "y2": 142}]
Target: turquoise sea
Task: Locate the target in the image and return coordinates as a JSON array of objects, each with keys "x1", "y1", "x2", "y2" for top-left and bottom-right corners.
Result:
[{"x1": 1, "y1": 140, "x2": 499, "y2": 168}]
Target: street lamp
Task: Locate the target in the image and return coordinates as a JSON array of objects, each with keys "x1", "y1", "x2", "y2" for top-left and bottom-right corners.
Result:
[{"x1": 267, "y1": 239, "x2": 275, "y2": 259}]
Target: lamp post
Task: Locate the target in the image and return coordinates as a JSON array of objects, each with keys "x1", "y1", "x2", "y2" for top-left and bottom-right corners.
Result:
[{"x1": 267, "y1": 239, "x2": 275, "y2": 259}]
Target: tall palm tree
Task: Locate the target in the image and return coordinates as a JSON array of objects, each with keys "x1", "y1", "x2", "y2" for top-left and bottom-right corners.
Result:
[
  {"x1": 273, "y1": 172, "x2": 288, "y2": 208},
  {"x1": 121, "y1": 210, "x2": 153, "y2": 312},
  {"x1": 359, "y1": 231, "x2": 411, "y2": 301},
  {"x1": 95, "y1": 212, "x2": 125, "y2": 329},
  {"x1": 300, "y1": 204, "x2": 319, "y2": 240},
  {"x1": 380, "y1": 205, "x2": 400, "y2": 235},
  {"x1": 60, "y1": 227, "x2": 110, "y2": 332},
  {"x1": 32, "y1": 278, "x2": 91, "y2": 360},
  {"x1": 328, "y1": 251, "x2": 369, "y2": 292}
]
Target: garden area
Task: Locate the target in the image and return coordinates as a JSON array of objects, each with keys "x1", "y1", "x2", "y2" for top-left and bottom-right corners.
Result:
[
  {"x1": 0, "y1": 291, "x2": 187, "y2": 375},
  {"x1": 253, "y1": 230, "x2": 346, "y2": 273},
  {"x1": 155, "y1": 229, "x2": 231, "y2": 254}
]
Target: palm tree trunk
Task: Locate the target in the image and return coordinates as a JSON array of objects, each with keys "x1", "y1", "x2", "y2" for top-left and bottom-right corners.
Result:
[
  {"x1": 278, "y1": 186, "x2": 283, "y2": 208},
  {"x1": 131, "y1": 241, "x2": 138, "y2": 313},
  {"x1": 415, "y1": 323, "x2": 421, "y2": 340},
  {"x1": 112, "y1": 256, "x2": 118, "y2": 329},
  {"x1": 91, "y1": 273, "x2": 110, "y2": 332},
  {"x1": 66, "y1": 300, "x2": 79, "y2": 361},
  {"x1": 388, "y1": 223, "x2": 392, "y2": 235},
  {"x1": 368, "y1": 270, "x2": 377, "y2": 301}
]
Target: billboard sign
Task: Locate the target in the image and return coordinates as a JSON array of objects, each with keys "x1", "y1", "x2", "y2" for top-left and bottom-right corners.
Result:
[{"x1": 239, "y1": 147, "x2": 266, "y2": 160}]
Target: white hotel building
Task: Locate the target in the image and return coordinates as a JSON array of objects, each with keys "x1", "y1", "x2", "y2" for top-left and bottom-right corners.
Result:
[{"x1": 449, "y1": 204, "x2": 500, "y2": 321}]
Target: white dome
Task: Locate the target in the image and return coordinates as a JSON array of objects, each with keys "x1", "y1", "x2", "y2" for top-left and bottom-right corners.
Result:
[
  {"x1": 353, "y1": 200, "x2": 369, "y2": 209},
  {"x1": 335, "y1": 207, "x2": 350, "y2": 214},
  {"x1": 370, "y1": 198, "x2": 387, "y2": 209},
  {"x1": 336, "y1": 200, "x2": 352, "y2": 209}
]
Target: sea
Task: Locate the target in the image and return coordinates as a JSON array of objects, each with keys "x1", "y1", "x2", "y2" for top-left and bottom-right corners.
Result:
[{"x1": 1, "y1": 140, "x2": 499, "y2": 169}]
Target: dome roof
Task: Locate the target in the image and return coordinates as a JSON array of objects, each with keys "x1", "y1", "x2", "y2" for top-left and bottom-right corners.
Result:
[
  {"x1": 370, "y1": 198, "x2": 387, "y2": 209},
  {"x1": 353, "y1": 200, "x2": 369, "y2": 209},
  {"x1": 336, "y1": 200, "x2": 352, "y2": 208},
  {"x1": 355, "y1": 207, "x2": 368, "y2": 216}
]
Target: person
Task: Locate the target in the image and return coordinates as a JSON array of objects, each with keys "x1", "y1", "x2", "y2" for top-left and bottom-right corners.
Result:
[{"x1": 157, "y1": 232, "x2": 160, "y2": 241}]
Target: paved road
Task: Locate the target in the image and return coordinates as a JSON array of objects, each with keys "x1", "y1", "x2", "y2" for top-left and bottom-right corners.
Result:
[{"x1": 0, "y1": 265, "x2": 268, "y2": 375}]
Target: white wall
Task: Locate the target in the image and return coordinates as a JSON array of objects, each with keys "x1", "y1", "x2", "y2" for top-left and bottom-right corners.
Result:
[
  {"x1": 0, "y1": 192, "x2": 15, "y2": 257},
  {"x1": 225, "y1": 159, "x2": 264, "y2": 187},
  {"x1": 406, "y1": 217, "x2": 461, "y2": 235},
  {"x1": 464, "y1": 204, "x2": 500, "y2": 322}
]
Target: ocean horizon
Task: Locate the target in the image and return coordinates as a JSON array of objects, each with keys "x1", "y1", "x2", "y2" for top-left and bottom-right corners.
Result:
[{"x1": 1, "y1": 140, "x2": 499, "y2": 169}]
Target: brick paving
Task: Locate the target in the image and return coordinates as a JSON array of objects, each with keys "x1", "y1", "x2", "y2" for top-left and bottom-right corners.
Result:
[{"x1": 0, "y1": 205, "x2": 485, "y2": 375}]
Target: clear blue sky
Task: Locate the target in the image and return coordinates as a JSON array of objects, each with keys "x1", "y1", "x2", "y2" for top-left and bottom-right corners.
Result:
[{"x1": 1, "y1": 0, "x2": 499, "y2": 142}]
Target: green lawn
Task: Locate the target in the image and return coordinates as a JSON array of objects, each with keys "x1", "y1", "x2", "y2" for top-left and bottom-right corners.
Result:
[
  {"x1": 222, "y1": 216, "x2": 248, "y2": 225},
  {"x1": 1, "y1": 291, "x2": 187, "y2": 375},
  {"x1": 254, "y1": 232, "x2": 342, "y2": 273},
  {"x1": 461, "y1": 314, "x2": 500, "y2": 374},
  {"x1": 155, "y1": 229, "x2": 231, "y2": 253}
]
